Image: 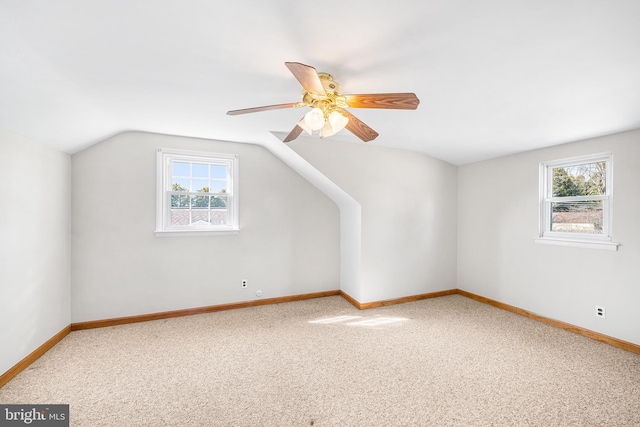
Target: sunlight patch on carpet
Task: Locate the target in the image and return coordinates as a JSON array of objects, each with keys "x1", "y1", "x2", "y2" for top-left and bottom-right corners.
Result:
[
  {"x1": 346, "y1": 316, "x2": 408, "y2": 327},
  {"x1": 308, "y1": 315, "x2": 363, "y2": 324},
  {"x1": 308, "y1": 315, "x2": 409, "y2": 328}
]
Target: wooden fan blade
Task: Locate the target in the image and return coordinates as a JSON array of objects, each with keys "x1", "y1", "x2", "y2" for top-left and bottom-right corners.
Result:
[
  {"x1": 344, "y1": 93, "x2": 420, "y2": 110},
  {"x1": 282, "y1": 124, "x2": 304, "y2": 143},
  {"x1": 285, "y1": 62, "x2": 326, "y2": 95},
  {"x1": 227, "y1": 102, "x2": 300, "y2": 116},
  {"x1": 338, "y1": 109, "x2": 379, "y2": 142}
]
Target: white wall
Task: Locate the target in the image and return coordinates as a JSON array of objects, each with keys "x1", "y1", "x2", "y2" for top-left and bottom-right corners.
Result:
[
  {"x1": 259, "y1": 137, "x2": 362, "y2": 301},
  {"x1": 457, "y1": 129, "x2": 640, "y2": 345},
  {"x1": 289, "y1": 137, "x2": 458, "y2": 303},
  {"x1": 71, "y1": 132, "x2": 340, "y2": 322},
  {"x1": 0, "y1": 128, "x2": 71, "y2": 375}
]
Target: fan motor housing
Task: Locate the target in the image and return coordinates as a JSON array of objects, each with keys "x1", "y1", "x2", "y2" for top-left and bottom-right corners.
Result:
[
  {"x1": 301, "y1": 72, "x2": 347, "y2": 109},
  {"x1": 318, "y1": 73, "x2": 342, "y2": 95}
]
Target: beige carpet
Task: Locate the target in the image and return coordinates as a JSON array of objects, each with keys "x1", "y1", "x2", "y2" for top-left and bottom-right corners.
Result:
[{"x1": 1, "y1": 295, "x2": 639, "y2": 426}]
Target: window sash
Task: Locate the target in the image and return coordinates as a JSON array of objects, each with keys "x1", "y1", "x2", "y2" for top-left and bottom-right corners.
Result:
[{"x1": 542, "y1": 199, "x2": 610, "y2": 239}]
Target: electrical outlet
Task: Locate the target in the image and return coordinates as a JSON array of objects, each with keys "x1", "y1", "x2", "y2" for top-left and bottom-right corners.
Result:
[
  {"x1": 241, "y1": 280, "x2": 247, "y2": 288},
  {"x1": 595, "y1": 305, "x2": 606, "y2": 318}
]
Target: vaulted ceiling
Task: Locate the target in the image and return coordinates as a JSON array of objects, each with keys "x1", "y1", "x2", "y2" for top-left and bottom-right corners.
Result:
[{"x1": 1, "y1": 1, "x2": 639, "y2": 165}]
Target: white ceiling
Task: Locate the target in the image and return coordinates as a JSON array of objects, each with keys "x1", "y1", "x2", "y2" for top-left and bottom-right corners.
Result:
[{"x1": 1, "y1": 0, "x2": 639, "y2": 165}]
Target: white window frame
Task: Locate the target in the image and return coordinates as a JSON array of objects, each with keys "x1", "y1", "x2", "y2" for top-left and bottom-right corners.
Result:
[
  {"x1": 156, "y1": 148, "x2": 239, "y2": 237},
  {"x1": 535, "y1": 152, "x2": 618, "y2": 251}
]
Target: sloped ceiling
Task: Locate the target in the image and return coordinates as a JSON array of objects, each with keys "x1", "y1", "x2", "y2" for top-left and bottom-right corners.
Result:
[{"x1": 1, "y1": 0, "x2": 639, "y2": 165}]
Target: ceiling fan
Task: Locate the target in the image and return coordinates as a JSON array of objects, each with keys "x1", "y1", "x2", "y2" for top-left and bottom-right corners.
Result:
[{"x1": 227, "y1": 62, "x2": 420, "y2": 143}]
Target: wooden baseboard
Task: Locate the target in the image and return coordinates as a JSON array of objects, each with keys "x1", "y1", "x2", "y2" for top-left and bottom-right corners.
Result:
[
  {"x1": 4, "y1": 288, "x2": 638, "y2": 389},
  {"x1": 338, "y1": 290, "x2": 362, "y2": 309},
  {"x1": 71, "y1": 290, "x2": 340, "y2": 331},
  {"x1": 0, "y1": 325, "x2": 71, "y2": 388},
  {"x1": 456, "y1": 289, "x2": 640, "y2": 355},
  {"x1": 340, "y1": 289, "x2": 458, "y2": 310},
  {"x1": 344, "y1": 288, "x2": 640, "y2": 354}
]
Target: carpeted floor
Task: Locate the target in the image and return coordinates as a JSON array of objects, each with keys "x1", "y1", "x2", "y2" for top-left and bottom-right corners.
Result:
[{"x1": 1, "y1": 295, "x2": 639, "y2": 426}]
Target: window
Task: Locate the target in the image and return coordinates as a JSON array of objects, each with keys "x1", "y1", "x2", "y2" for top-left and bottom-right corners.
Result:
[
  {"x1": 536, "y1": 152, "x2": 617, "y2": 251},
  {"x1": 156, "y1": 148, "x2": 238, "y2": 236}
]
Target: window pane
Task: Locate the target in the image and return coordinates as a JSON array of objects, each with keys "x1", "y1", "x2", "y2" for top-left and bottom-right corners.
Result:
[
  {"x1": 192, "y1": 163, "x2": 209, "y2": 178},
  {"x1": 552, "y1": 162, "x2": 606, "y2": 197},
  {"x1": 172, "y1": 178, "x2": 190, "y2": 191},
  {"x1": 209, "y1": 180, "x2": 227, "y2": 193},
  {"x1": 170, "y1": 209, "x2": 190, "y2": 225},
  {"x1": 192, "y1": 179, "x2": 209, "y2": 192},
  {"x1": 191, "y1": 194, "x2": 210, "y2": 208},
  {"x1": 210, "y1": 211, "x2": 228, "y2": 225},
  {"x1": 172, "y1": 162, "x2": 190, "y2": 177},
  {"x1": 190, "y1": 210, "x2": 210, "y2": 225},
  {"x1": 211, "y1": 195, "x2": 227, "y2": 208},
  {"x1": 170, "y1": 194, "x2": 190, "y2": 208},
  {"x1": 211, "y1": 165, "x2": 227, "y2": 179},
  {"x1": 551, "y1": 201, "x2": 603, "y2": 234}
]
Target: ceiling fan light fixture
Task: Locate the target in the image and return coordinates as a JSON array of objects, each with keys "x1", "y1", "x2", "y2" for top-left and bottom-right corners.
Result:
[
  {"x1": 227, "y1": 62, "x2": 419, "y2": 144},
  {"x1": 304, "y1": 107, "x2": 325, "y2": 131}
]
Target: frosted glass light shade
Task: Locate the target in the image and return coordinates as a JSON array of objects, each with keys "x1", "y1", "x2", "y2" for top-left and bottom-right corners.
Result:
[
  {"x1": 319, "y1": 122, "x2": 334, "y2": 138},
  {"x1": 297, "y1": 118, "x2": 313, "y2": 135},
  {"x1": 304, "y1": 108, "x2": 326, "y2": 131},
  {"x1": 320, "y1": 111, "x2": 349, "y2": 138},
  {"x1": 329, "y1": 111, "x2": 348, "y2": 131}
]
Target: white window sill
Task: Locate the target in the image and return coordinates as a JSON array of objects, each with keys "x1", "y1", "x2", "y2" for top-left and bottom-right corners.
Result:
[
  {"x1": 155, "y1": 229, "x2": 239, "y2": 237},
  {"x1": 534, "y1": 237, "x2": 619, "y2": 251}
]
